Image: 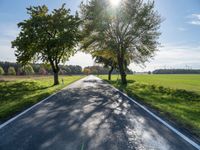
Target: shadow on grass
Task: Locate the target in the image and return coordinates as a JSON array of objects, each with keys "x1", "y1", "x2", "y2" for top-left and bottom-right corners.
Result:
[
  {"x1": 106, "y1": 79, "x2": 200, "y2": 102},
  {"x1": 0, "y1": 81, "x2": 53, "y2": 120},
  {"x1": 104, "y1": 79, "x2": 200, "y2": 138},
  {"x1": 0, "y1": 81, "x2": 52, "y2": 103}
]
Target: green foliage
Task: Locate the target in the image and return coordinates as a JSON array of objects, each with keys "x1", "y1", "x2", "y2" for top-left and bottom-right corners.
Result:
[
  {"x1": 92, "y1": 50, "x2": 117, "y2": 68},
  {"x1": 0, "y1": 61, "x2": 83, "y2": 75},
  {"x1": 100, "y1": 75, "x2": 200, "y2": 137},
  {"x1": 60, "y1": 65, "x2": 83, "y2": 75},
  {"x1": 81, "y1": 0, "x2": 162, "y2": 84},
  {"x1": 0, "y1": 67, "x2": 4, "y2": 75},
  {"x1": 12, "y1": 4, "x2": 81, "y2": 85},
  {"x1": 83, "y1": 68, "x2": 91, "y2": 75},
  {"x1": 20, "y1": 64, "x2": 35, "y2": 75},
  {"x1": 8, "y1": 67, "x2": 16, "y2": 75},
  {"x1": 0, "y1": 76, "x2": 83, "y2": 120}
]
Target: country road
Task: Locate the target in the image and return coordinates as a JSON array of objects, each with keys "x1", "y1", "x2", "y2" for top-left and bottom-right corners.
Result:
[{"x1": 0, "y1": 75, "x2": 199, "y2": 150}]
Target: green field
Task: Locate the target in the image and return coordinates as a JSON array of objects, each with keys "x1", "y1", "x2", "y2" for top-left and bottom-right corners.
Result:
[
  {"x1": 100, "y1": 74, "x2": 200, "y2": 137},
  {"x1": 0, "y1": 75, "x2": 84, "y2": 121},
  {"x1": 127, "y1": 74, "x2": 200, "y2": 94}
]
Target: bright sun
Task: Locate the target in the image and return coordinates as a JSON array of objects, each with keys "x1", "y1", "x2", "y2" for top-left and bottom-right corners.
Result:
[{"x1": 109, "y1": 0, "x2": 121, "y2": 6}]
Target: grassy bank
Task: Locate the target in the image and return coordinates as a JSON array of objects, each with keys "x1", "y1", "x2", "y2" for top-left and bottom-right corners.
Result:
[
  {"x1": 0, "y1": 75, "x2": 84, "y2": 121},
  {"x1": 99, "y1": 74, "x2": 200, "y2": 137}
]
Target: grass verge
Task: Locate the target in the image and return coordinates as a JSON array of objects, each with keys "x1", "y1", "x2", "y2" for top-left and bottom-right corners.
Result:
[
  {"x1": 0, "y1": 75, "x2": 84, "y2": 121},
  {"x1": 99, "y1": 75, "x2": 200, "y2": 138}
]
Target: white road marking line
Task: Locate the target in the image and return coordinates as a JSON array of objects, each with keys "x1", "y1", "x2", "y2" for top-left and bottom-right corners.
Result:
[{"x1": 103, "y1": 79, "x2": 200, "y2": 150}]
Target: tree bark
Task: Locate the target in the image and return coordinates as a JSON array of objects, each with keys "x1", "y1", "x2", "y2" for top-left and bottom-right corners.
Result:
[
  {"x1": 49, "y1": 59, "x2": 60, "y2": 85},
  {"x1": 108, "y1": 66, "x2": 114, "y2": 80},
  {"x1": 118, "y1": 55, "x2": 127, "y2": 85},
  {"x1": 120, "y1": 71, "x2": 127, "y2": 85},
  {"x1": 53, "y1": 71, "x2": 59, "y2": 85}
]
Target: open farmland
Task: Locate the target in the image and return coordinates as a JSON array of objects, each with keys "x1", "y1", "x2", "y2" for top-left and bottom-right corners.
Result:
[
  {"x1": 127, "y1": 74, "x2": 200, "y2": 94},
  {"x1": 100, "y1": 74, "x2": 200, "y2": 138}
]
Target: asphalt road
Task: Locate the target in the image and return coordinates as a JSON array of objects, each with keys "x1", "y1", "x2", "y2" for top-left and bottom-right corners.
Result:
[{"x1": 0, "y1": 75, "x2": 199, "y2": 150}]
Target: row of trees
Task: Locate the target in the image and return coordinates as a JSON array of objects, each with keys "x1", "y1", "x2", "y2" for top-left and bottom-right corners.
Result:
[
  {"x1": 0, "y1": 64, "x2": 34, "y2": 75},
  {"x1": 12, "y1": 0, "x2": 161, "y2": 85},
  {"x1": 0, "y1": 63, "x2": 134, "y2": 76},
  {"x1": 0, "y1": 66, "x2": 16, "y2": 75},
  {"x1": 83, "y1": 66, "x2": 133, "y2": 75},
  {"x1": 153, "y1": 69, "x2": 200, "y2": 74},
  {"x1": 0, "y1": 62, "x2": 82, "y2": 75}
]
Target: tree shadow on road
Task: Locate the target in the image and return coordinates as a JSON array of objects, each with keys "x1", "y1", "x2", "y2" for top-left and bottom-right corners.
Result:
[{"x1": 0, "y1": 78, "x2": 191, "y2": 150}]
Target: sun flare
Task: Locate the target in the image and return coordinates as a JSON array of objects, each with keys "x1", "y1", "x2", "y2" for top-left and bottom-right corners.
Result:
[{"x1": 109, "y1": 0, "x2": 121, "y2": 6}]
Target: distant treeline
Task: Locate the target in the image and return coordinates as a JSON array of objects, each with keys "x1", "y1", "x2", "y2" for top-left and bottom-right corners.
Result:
[
  {"x1": 0, "y1": 61, "x2": 134, "y2": 76},
  {"x1": 0, "y1": 61, "x2": 83, "y2": 75},
  {"x1": 83, "y1": 66, "x2": 133, "y2": 75},
  {"x1": 153, "y1": 69, "x2": 200, "y2": 74}
]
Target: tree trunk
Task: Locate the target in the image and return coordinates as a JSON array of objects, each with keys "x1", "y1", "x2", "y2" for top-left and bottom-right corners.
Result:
[
  {"x1": 120, "y1": 71, "x2": 127, "y2": 85},
  {"x1": 108, "y1": 66, "x2": 114, "y2": 80},
  {"x1": 53, "y1": 71, "x2": 59, "y2": 85},
  {"x1": 118, "y1": 55, "x2": 127, "y2": 85},
  {"x1": 49, "y1": 59, "x2": 60, "y2": 86}
]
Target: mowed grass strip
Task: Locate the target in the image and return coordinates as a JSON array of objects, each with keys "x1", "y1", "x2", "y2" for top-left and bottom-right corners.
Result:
[
  {"x1": 99, "y1": 74, "x2": 200, "y2": 137},
  {"x1": 0, "y1": 75, "x2": 84, "y2": 121}
]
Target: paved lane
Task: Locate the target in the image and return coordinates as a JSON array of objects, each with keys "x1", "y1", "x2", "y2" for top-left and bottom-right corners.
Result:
[{"x1": 0, "y1": 75, "x2": 199, "y2": 150}]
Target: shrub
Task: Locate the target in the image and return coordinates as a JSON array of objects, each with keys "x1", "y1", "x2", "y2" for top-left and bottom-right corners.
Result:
[
  {"x1": 83, "y1": 68, "x2": 91, "y2": 75},
  {"x1": 8, "y1": 67, "x2": 16, "y2": 75},
  {"x1": 0, "y1": 66, "x2": 4, "y2": 75},
  {"x1": 21, "y1": 65, "x2": 35, "y2": 75}
]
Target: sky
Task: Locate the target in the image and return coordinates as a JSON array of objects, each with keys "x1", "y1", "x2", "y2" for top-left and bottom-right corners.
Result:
[{"x1": 0, "y1": 0, "x2": 199, "y2": 72}]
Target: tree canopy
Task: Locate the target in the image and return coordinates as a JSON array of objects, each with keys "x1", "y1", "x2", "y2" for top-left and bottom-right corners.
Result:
[
  {"x1": 81, "y1": 0, "x2": 162, "y2": 84},
  {"x1": 92, "y1": 49, "x2": 117, "y2": 80},
  {"x1": 12, "y1": 4, "x2": 81, "y2": 85}
]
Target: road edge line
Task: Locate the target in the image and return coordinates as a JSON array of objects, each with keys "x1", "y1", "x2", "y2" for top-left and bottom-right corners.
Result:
[
  {"x1": 0, "y1": 76, "x2": 86, "y2": 130},
  {"x1": 99, "y1": 78, "x2": 200, "y2": 149}
]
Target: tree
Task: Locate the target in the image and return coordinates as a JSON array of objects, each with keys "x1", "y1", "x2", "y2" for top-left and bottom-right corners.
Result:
[
  {"x1": 83, "y1": 68, "x2": 91, "y2": 75},
  {"x1": 8, "y1": 67, "x2": 16, "y2": 75},
  {"x1": 0, "y1": 67, "x2": 4, "y2": 75},
  {"x1": 65, "y1": 67, "x2": 72, "y2": 75},
  {"x1": 92, "y1": 50, "x2": 117, "y2": 80},
  {"x1": 22, "y1": 65, "x2": 35, "y2": 75},
  {"x1": 12, "y1": 4, "x2": 81, "y2": 85},
  {"x1": 81, "y1": 0, "x2": 161, "y2": 84}
]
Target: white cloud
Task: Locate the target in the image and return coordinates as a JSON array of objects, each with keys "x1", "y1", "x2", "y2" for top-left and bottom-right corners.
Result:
[
  {"x1": 0, "y1": 23, "x2": 19, "y2": 38},
  {"x1": 0, "y1": 23, "x2": 19, "y2": 62},
  {"x1": 0, "y1": 40, "x2": 16, "y2": 62},
  {"x1": 188, "y1": 14, "x2": 200, "y2": 26},
  {"x1": 66, "y1": 52, "x2": 94, "y2": 68},
  {"x1": 130, "y1": 43, "x2": 200, "y2": 72},
  {"x1": 177, "y1": 27, "x2": 187, "y2": 31}
]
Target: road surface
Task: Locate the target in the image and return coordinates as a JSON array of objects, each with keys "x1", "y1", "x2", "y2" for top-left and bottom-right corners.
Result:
[{"x1": 0, "y1": 75, "x2": 199, "y2": 150}]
